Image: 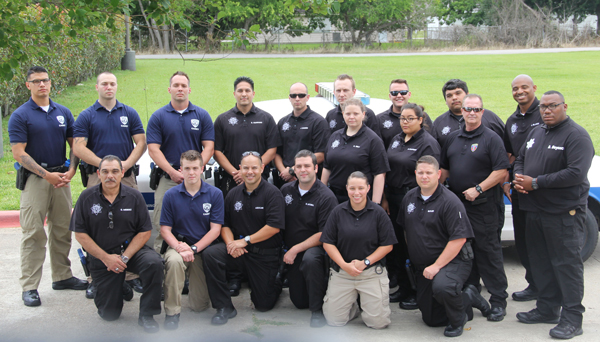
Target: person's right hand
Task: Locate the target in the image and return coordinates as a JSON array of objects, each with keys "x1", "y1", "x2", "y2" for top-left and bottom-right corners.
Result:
[{"x1": 102, "y1": 254, "x2": 127, "y2": 273}]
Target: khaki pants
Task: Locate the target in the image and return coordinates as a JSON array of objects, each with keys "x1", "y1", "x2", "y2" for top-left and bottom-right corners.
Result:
[
  {"x1": 19, "y1": 175, "x2": 73, "y2": 291},
  {"x1": 152, "y1": 177, "x2": 178, "y2": 252},
  {"x1": 87, "y1": 172, "x2": 137, "y2": 189},
  {"x1": 323, "y1": 266, "x2": 391, "y2": 329},
  {"x1": 164, "y1": 247, "x2": 210, "y2": 315}
]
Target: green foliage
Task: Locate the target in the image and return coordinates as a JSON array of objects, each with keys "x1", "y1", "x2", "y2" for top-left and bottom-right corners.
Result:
[{"x1": 437, "y1": 0, "x2": 493, "y2": 26}]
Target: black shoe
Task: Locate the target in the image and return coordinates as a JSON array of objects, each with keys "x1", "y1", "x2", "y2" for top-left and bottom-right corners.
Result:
[
  {"x1": 389, "y1": 289, "x2": 407, "y2": 303},
  {"x1": 123, "y1": 282, "x2": 134, "y2": 301},
  {"x1": 126, "y1": 278, "x2": 144, "y2": 293},
  {"x1": 52, "y1": 277, "x2": 88, "y2": 290},
  {"x1": 549, "y1": 322, "x2": 583, "y2": 339},
  {"x1": 487, "y1": 306, "x2": 506, "y2": 322},
  {"x1": 164, "y1": 313, "x2": 180, "y2": 330},
  {"x1": 310, "y1": 310, "x2": 327, "y2": 328},
  {"x1": 182, "y1": 278, "x2": 189, "y2": 295},
  {"x1": 399, "y1": 295, "x2": 418, "y2": 310},
  {"x1": 516, "y1": 308, "x2": 560, "y2": 324},
  {"x1": 464, "y1": 284, "x2": 491, "y2": 317},
  {"x1": 86, "y1": 282, "x2": 97, "y2": 299},
  {"x1": 444, "y1": 314, "x2": 468, "y2": 337},
  {"x1": 228, "y1": 280, "x2": 241, "y2": 297},
  {"x1": 512, "y1": 286, "x2": 538, "y2": 302},
  {"x1": 138, "y1": 315, "x2": 159, "y2": 333},
  {"x1": 22, "y1": 290, "x2": 41, "y2": 307},
  {"x1": 211, "y1": 306, "x2": 237, "y2": 325}
]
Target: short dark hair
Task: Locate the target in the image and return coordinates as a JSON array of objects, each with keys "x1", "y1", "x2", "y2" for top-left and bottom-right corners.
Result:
[
  {"x1": 26, "y1": 66, "x2": 48, "y2": 81},
  {"x1": 416, "y1": 155, "x2": 439, "y2": 170},
  {"x1": 390, "y1": 79, "x2": 408, "y2": 90},
  {"x1": 401, "y1": 103, "x2": 429, "y2": 129},
  {"x1": 170, "y1": 71, "x2": 190, "y2": 86},
  {"x1": 442, "y1": 79, "x2": 468, "y2": 99},
  {"x1": 235, "y1": 76, "x2": 254, "y2": 90},
  {"x1": 347, "y1": 171, "x2": 369, "y2": 185},
  {"x1": 335, "y1": 74, "x2": 355, "y2": 90},
  {"x1": 463, "y1": 93, "x2": 483, "y2": 107},
  {"x1": 240, "y1": 151, "x2": 262, "y2": 163},
  {"x1": 294, "y1": 150, "x2": 317, "y2": 166},
  {"x1": 99, "y1": 155, "x2": 123, "y2": 171},
  {"x1": 543, "y1": 90, "x2": 565, "y2": 102},
  {"x1": 96, "y1": 71, "x2": 115, "y2": 84},
  {"x1": 341, "y1": 97, "x2": 366, "y2": 113},
  {"x1": 180, "y1": 150, "x2": 203, "y2": 166}
]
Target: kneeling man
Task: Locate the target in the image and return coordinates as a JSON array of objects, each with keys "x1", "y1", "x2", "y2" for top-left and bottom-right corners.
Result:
[
  {"x1": 398, "y1": 156, "x2": 489, "y2": 337},
  {"x1": 70, "y1": 155, "x2": 163, "y2": 332},
  {"x1": 160, "y1": 150, "x2": 227, "y2": 329}
]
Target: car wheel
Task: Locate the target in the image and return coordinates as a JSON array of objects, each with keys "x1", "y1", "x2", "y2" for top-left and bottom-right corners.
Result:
[{"x1": 582, "y1": 209, "x2": 599, "y2": 262}]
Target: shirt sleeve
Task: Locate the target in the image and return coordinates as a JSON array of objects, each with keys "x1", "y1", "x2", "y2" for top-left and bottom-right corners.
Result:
[
  {"x1": 134, "y1": 190, "x2": 152, "y2": 232},
  {"x1": 265, "y1": 113, "x2": 281, "y2": 149},
  {"x1": 159, "y1": 190, "x2": 175, "y2": 227},
  {"x1": 214, "y1": 115, "x2": 225, "y2": 152},
  {"x1": 265, "y1": 187, "x2": 285, "y2": 230},
  {"x1": 368, "y1": 135, "x2": 391, "y2": 175},
  {"x1": 8, "y1": 110, "x2": 28, "y2": 143},
  {"x1": 320, "y1": 208, "x2": 339, "y2": 244},
  {"x1": 487, "y1": 133, "x2": 510, "y2": 171},
  {"x1": 365, "y1": 108, "x2": 381, "y2": 138},
  {"x1": 73, "y1": 110, "x2": 90, "y2": 138},
  {"x1": 146, "y1": 112, "x2": 162, "y2": 145},
  {"x1": 443, "y1": 197, "x2": 474, "y2": 241},
  {"x1": 65, "y1": 108, "x2": 75, "y2": 138},
  {"x1": 69, "y1": 194, "x2": 88, "y2": 233},
  {"x1": 503, "y1": 120, "x2": 514, "y2": 155},
  {"x1": 200, "y1": 110, "x2": 215, "y2": 142},
  {"x1": 376, "y1": 208, "x2": 398, "y2": 245},
  {"x1": 128, "y1": 108, "x2": 145, "y2": 136},
  {"x1": 210, "y1": 188, "x2": 225, "y2": 225},
  {"x1": 316, "y1": 189, "x2": 339, "y2": 232},
  {"x1": 313, "y1": 117, "x2": 331, "y2": 153},
  {"x1": 422, "y1": 137, "x2": 442, "y2": 162}
]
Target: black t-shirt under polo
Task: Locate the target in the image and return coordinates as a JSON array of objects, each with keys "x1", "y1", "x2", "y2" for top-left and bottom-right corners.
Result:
[
  {"x1": 432, "y1": 109, "x2": 505, "y2": 148},
  {"x1": 398, "y1": 184, "x2": 474, "y2": 266},
  {"x1": 326, "y1": 104, "x2": 382, "y2": 138},
  {"x1": 281, "y1": 179, "x2": 338, "y2": 248},
  {"x1": 440, "y1": 124, "x2": 510, "y2": 195},
  {"x1": 70, "y1": 184, "x2": 152, "y2": 252},
  {"x1": 276, "y1": 106, "x2": 331, "y2": 167},
  {"x1": 224, "y1": 179, "x2": 285, "y2": 249},
  {"x1": 386, "y1": 129, "x2": 441, "y2": 190},
  {"x1": 376, "y1": 105, "x2": 434, "y2": 149},
  {"x1": 321, "y1": 200, "x2": 397, "y2": 263},
  {"x1": 503, "y1": 97, "x2": 543, "y2": 157},
  {"x1": 323, "y1": 125, "x2": 390, "y2": 191}
]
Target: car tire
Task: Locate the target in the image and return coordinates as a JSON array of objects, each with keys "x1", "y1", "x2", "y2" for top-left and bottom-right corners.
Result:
[{"x1": 582, "y1": 209, "x2": 599, "y2": 262}]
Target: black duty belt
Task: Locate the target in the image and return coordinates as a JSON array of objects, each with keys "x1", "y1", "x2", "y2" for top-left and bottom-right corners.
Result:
[
  {"x1": 331, "y1": 261, "x2": 383, "y2": 272},
  {"x1": 247, "y1": 246, "x2": 280, "y2": 256}
]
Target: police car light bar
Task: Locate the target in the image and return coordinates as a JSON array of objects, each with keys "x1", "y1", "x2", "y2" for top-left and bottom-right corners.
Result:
[{"x1": 315, "y1": 82, "x2": 371, "y2": 106}]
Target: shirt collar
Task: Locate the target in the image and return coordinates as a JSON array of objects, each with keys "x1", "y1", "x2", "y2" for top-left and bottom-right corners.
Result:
[
  {"x1": 342, "y1": 199, "x2": 376, "y2": 217},
  {"x1": 387, "y1": 105, "x2": 401, "y2": 118},
  {"x1": 459, "y1": 123, "x2": 485, "y2": 138},
  {"x1": 177, "y1": 180, "x2": 209, "y2": 198},
  {"x1": 343, "y1": 123, "x2": 367, "y2": 140},
  {"x1": 244, "y1": 178, "x2": 265, "y2": 196},
  {"x1": 516, "y1": 97, "x2": 540, "y2": 117},
  {"x1": 93, "y1": 99, "x2": 124, "y2": 112},
  {"x1": 542, "y1": 116, "x2": 571, "y2": 131},
  {"x1": 292, "y1": 106, "x2": 313, "y2": 120},
  {"x1": 418, "y1": 183, "x2": 443, "y2": 203},
  {"x1": 97, "y1": 182, "x2": 125, "y2": 203},
  {"x1": 166, "y1": 101, "x2": 195, "y2": 115},
  {"x1": 399, "y1": 127, "x2": 425, "y2": 142},
  {"x1": 235, "y1": 103, "x2": 257, "y2": 116},
  {"x1": 27, "y1": 97, "x2": 56, "y2": 112}
]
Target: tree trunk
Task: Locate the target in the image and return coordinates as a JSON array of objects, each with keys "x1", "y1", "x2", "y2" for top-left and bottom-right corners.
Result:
[
  {"x1": 170, "y1": 24, "x2": 175, "y2": 51},
  {"x1": 597, "y1": 3, "x2": 600, "y2": 35},
  {"x1": 162, "y1": 25, "x2": 170, "y2": 52},
  {"x1": 138, "y1": 0, "x2": 156, "y2": 47},
  {"x1": 151, "y1": 19, "x2": 163, "y2": 50}
]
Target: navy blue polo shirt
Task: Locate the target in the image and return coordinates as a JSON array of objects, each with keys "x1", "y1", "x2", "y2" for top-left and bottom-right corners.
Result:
[
  {"x1": 440, "y1": 124, "x2": 510, "y2": 195},
  {"x1": 214, "y1": 104, "x2": 281, "y2": 170},
  {"x1": 146, "y1": 101, "x2": 214, "y2": 166},
  {"x1": 503, "y1": 98, "x2": 543, "y2": 157},
  {"x1": 224, "y1": 179, "x2": 285, "y2": 249},
  {"x1": 397, "y1": 184, "x2": 474, "y2": 266},
  {"x1": 320, "y1": 200, "x2": 397, "y2": 263},
  {"x1": 276, "y1": 106, "x2": 331, "y2": 167},
  {"x1": 160, "y1": 180, "x2": 225, "y2": 245},
  {"x1": 281, "y1": 179, "x2": 338, "y2": 248},
  {"x1": 8, "y1": 98, "x2": 74, "y2": 167},
  {"x1": 323, "y1": 125, "x2": 390, "y2": 191},
  {"x1": 73, "y1": 100, "x2": 145, "y2": 161},
  {"x1": 70, "y1": 184, "x2": 152, "y2": 252},
  {"x1": 376, "y1": 105, "x2": 434, "y2": 149},
  {"x1": 326, "y1": 105, "x2": 382, "y2": 138},
  {"x1": 432, "y1": 109, "x2": 505, "y2": 148},
  {"x1": 386, "y1": 129, "x2": 441, "y2": 190}
]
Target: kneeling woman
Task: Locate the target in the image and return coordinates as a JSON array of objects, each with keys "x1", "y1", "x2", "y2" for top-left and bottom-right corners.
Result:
[{"x1": 320, "y1": 172, "x2": 397, "y2": 329}]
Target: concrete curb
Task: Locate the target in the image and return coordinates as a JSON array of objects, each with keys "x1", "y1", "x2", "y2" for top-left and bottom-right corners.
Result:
[{"x1": 0, "y1": 210, "x2": 20, "y2": 229}]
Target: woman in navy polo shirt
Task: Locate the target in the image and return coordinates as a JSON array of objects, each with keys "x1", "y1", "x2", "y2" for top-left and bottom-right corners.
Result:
[
  {"x1": 320, "y1": 172, "x2": 397, "y2": 328},
  {"x1": 383, "y1": 103, "x2": 441, "y2": 309},
  {"x1": 322, "y1": 98, "x2": 389, "y2": 203}
]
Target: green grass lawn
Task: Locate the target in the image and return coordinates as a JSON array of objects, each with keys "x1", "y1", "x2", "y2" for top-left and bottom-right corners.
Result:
[{"x1": 2, "y1": 51, "x2": 600, "y2": 210}]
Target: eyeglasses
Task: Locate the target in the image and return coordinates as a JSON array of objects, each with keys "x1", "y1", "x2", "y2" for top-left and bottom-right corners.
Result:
[
  {"x1": 390, "y1": 90, "x2": 409, "y2": 96},
  {"x1": 289, "y1": 93, "x2": 307, "y2": 99},
  {"x1": 539, "y1": 102, "x2": 564, "y2": 111},
  {"x1": 108, "y1": 211, "x2": 114, "y2": 229},
  {"x1": 399, "y1": 116, "x2": 419, "y2": 123},
  {"x1": 462, "y1": 107, "x2": 484, "y2": 113},
  {"x1": 27, "y1": 78, "x2": 51, "y2": 85}
]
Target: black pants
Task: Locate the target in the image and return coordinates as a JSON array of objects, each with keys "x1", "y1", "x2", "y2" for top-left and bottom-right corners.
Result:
[
  {"x1": 88, "y1": 245, "x2": 163, "y2": 321},
  {"x1": 526, "y1": 210, "x2": 585, "y2": 326},
  {"x1": 287, "y1": 246, "x2": 328, "y2": 312},
  {"x1": 512, "y1": 194, "x2": 536, "y2": 289},
  {"x1": 203, "y1": 243, "x2": 282, "y2": 311},
  {"x1": 463, "y1": 196, "x2": 508, "y2": 308},
  {"x1": 385, "y1": 187, "x2": 415, "y2": 295},
  {"x1": 416, "y1": 258, "x2": 473, "y2": 328}
]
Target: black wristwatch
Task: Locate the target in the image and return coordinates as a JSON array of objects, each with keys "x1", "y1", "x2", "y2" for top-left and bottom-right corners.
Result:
[
  {"x1": 191, "y1": 245, "x2": 198, "y2": 254},
  {"x1": 475, "y1": 184, "x2": 483, "y2": 194},
  {"x1": 364, "y1": 258, "x2": 371, "y2": 267},
  {"x1": 531, "y1": 178, "x2": 539, "y2": 190}
]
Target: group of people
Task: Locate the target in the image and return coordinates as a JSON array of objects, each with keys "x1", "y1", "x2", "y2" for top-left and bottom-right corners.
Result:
[{"x1": 8, "y1": 66, "x2": 593, "y2": 340}]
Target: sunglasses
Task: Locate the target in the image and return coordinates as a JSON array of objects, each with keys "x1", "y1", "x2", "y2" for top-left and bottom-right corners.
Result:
[
  {"x1": 390, "y1": 90, "x2": 409, "y2": 96},
  {"x1": 462, "y1": 107, "x2": 484, "y2": 113},
  {"x1": 289, "y1": 93, "x2": 307, "y2": 99},
  {"x1": 108, "y1": 211, "x2": 114, "y2": 229}
]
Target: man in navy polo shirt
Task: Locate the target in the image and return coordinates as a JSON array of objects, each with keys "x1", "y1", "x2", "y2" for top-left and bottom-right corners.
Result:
[
  {"x1": 160, "y1": 150, "x2": 232, "y2": 328},
  {"x1": 325, "y1": 74, "x2": 381, "y2": 137},
  {"x1": 214, "y1": 76, "x2": 280, "y2": 198},
  {"x1": 274, "y1": 82, "x2": 330, "y2": 188},
  {"x1": 440, "y1": 94, "x2": 510, "y2": 322},
  {"x1": 9, "y1": 66, "x2": 87, "y2": 307},
  {"x1": 281, "y1": 150, "x2": 338, "y2": 327},
  {"x1": 74, "y1": 72, "x2": 146, "y2": 189},
  {"x1": 147, "y1": 71, "x2": 215, "y2": 252}
]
